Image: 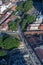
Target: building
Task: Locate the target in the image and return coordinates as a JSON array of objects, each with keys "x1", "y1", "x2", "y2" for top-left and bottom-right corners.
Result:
[
  {"x1": 0, "y1": 0, "x2": 2, "y2": 5},
  {"x1": 0, "y1": 24, "x2": 8, "y2": 31},
  {"x1": 27, "y1": 15, "x2": 43, "y2": 31},
  {"x1": 2, "y1": 0, "x2": 10, "y2": 3},
  {"x1": 0, "y1": 2, "x2": 11, "y2": 14},
  {"x1": 10, "y1": 0, "x2": 19, "y2": 2}
]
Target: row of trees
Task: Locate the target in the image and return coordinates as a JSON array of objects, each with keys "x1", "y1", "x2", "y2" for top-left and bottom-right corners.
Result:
[
  {"x1": 16, "y1": 0, "x2": 33, "y2": 12},
  {"x1": 16, "y1": 0, "x2": 36, "y2": 30},
  {"x1": 21, "y1": 15, "x2": 36, "y2": 30}
]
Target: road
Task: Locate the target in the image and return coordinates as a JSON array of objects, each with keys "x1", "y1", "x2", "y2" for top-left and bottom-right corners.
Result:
[
  {"x1": 3, "y1": 31, "x2": 19, "y2": 35},
  {"x1": 0, "y1": 31, "x2": 20, "y2": 35},
  {"x1": 19, "y1": 24, "x2": 41, "y2": 65},
  {"x1": 1, "y1": 25, "x2": 41, "y2": 65}
]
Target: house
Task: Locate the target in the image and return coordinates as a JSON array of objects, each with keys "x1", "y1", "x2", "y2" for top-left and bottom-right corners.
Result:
[
  {"x1": 10, "y1": 0, "x2": 19, "y2": 3},
  {"x1": 35, "y1": 45, "x2": 43, "y2": 62},
  {"x1": 0, "y1": 24, "x2": 8, "y2": 31},
  {"x1": 0, "y1": 2, "x2": 11, "y2": 14},
  {"x1": 11, "y1": 5, "x2": 17, "y2": 11},
  {"x1": 0, "y1": 0, "x2": 2, "y2": 5}
]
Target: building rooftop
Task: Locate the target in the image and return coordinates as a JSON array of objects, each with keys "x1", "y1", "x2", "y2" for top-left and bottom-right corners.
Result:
[
  {"x1": 4, "y1": 15, "x2": 17, "y2": 24},
  {"x1": 0, "y1": 2, "x2": 11, "y2": 14},
  {"x1": 35, "y1": 45, "x2": 43, "y2": 62},
  {"x1": 27, "y1": 15, "x2": 43, "y2": 30},
  {"x1": 25, "y1": 34, "x2": 43, "y2": 63},
  {"x1": 11, "y1": 0, "x2": 19, "y2": 2},
  {"x1": 0, "y1": 23, "x2": 8, "y2": 31},
  {"x1": 11, "y1": 5, "x2": 17, "y2": 11}
]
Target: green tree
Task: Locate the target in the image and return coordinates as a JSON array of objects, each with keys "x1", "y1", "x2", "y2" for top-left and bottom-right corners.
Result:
[
  {"x1": 0, "y1": 36, "x2": 3, "y2": 47},
  {"x1": 4, "y1": 37, "x2": 20, "y2": 49},
  {"x1": 27, "y1": 15, "x2": 36, "y2": 24},
  {"x1": 24, "y1": 1, "x2": 33, "y2": 12},
  {"x1": 16, "y1": 2, "x2": 24, "y2": 12},
  {"x1": 9, "y1": 21, "x2": 17, "y2": 30},
  {"x1": 21, "y1": 15, "x2": 36, "y2": 30},
  {"x1": 9, "y1": 19, "x2": 21, "y2": 31}
]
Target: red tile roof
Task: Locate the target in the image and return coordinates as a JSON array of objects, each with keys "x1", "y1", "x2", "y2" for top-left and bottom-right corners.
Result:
[
  {"x1": 9, "y1": 15, "x2": 16, "y2": 20},
  {"x1": 39, "y1": 24, "x2": 43, "y2": 30},
  {"x1": 5, "y1": 19, "x2": 11, "y2": 24},
  {"x1": 24, "y1": 31, "x2": 43, "y2": 35},
  {"x1": 11, "y1": 5, "x2": 17, "y2": 11},
  {"x1": 29, "y1": 37, "x2": 42, "y2": 46},
  {"x1": 11, "y1": 0, "x2": 19, "y2": 2},
  {"x1": 2, "y1": 24, "x2": 8, "y2": 28},
  {"x1": 35, "y1": 48, "x2": 43, "y2": 61},
  {"x1": 4, "y1": 15, "x2": 16, "y2": 24}
]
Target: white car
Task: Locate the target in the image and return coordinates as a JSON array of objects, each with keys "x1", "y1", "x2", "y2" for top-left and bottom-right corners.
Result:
[{"x1": 13, "y1": 31, "x2": 15, "y2": 32}]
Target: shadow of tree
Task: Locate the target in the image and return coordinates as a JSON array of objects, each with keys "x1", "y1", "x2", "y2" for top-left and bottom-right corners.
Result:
[
  {"x1": 0, "y1": 49, "x2": 28, "y2": 65},
  {"x1": 9, "y1": 49, "x2": 28, "y2": 65},
  {"x1": 32, "y1": 0, "x2": 43, "y2": 14}
]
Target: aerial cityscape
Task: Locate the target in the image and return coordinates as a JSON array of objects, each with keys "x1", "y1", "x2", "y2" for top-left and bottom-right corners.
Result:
[{"x1": 0, "y1": 0, "x2": 43, "y2": 65}]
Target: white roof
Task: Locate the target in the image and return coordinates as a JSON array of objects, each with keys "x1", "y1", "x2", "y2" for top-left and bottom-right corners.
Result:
[
  {"x1": 24, "y1": 54, "x2": 29, "y2": 57},
  {"x1": 30, "y1": 15, "x2": 43, "y2": 30},
  {"x1": 30, "y1": 27, "x2": 38, "y2": 30},
  {"x1": 30, "y1": 24, "x2": 40, "y2": 27},
  {"x1": 0, "y1": 5, "x2": 7, "y2": 13},
  {"x1": 0, "y1": 3, "x2": 12, "y2": 14}
]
